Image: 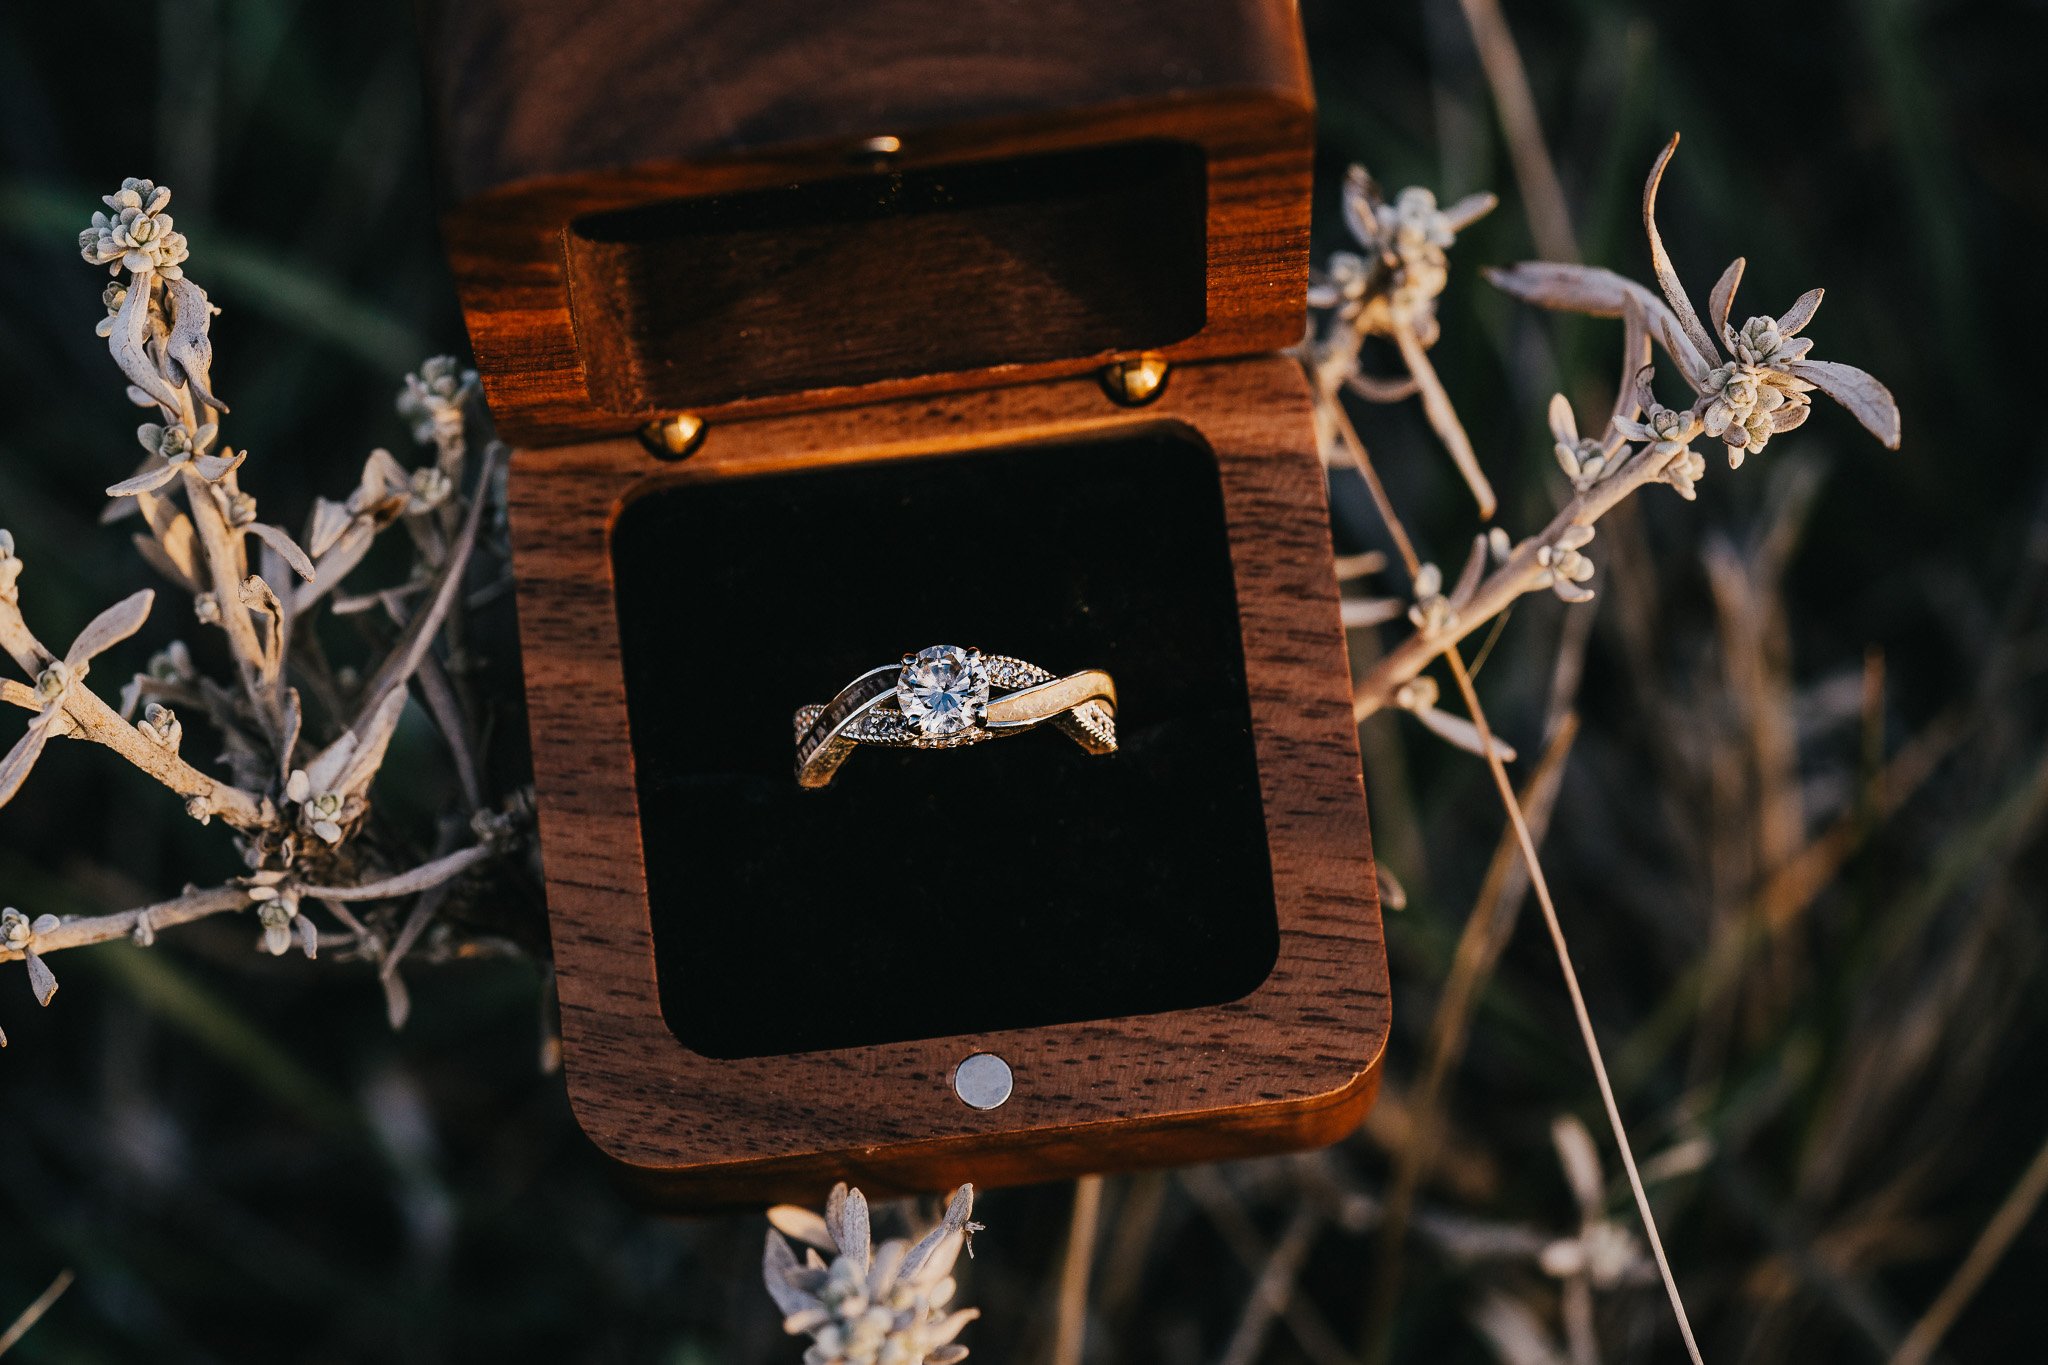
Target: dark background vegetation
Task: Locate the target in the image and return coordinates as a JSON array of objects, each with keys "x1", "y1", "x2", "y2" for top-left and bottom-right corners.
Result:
[{"x1": 1, "y1": 0, "x2": 2044, "y2": 1360}]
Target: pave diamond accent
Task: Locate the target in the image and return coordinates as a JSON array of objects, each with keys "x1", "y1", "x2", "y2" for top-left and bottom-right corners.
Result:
[{"x1": 895, "y1": 645, "x2": 989, "y2": 738}]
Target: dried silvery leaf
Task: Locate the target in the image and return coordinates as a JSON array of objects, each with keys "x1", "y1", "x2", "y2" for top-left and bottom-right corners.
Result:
[
  {"x1": 766, "y1": 1205, "x2": 837, "y2": 1252},
  {"x1": 192, "y1": 449, "x2": 244, "y2": 483},
  {"x1": 1778, "y1": 287, "x2": 1824, "y2": 336},
  {"x1": 1393, "y1": 318, "x2": 1496, "y2": 518},
  {"x1": 24, "y1": 951, "x2": 57, "y2": 1006},
  {"x1": 316, "y1": 686, "x2": 407, "y2": 798},
  {"x1": 1342, "y1": 597, "x2": 1405, "y2": 629},
  {"x1": 1707, "y1": 256, "x2": 1746, "y2": 343},
  {"x1": 23, "y1": 957, "x2": 58, "y2": 1010},
  {"x1": 1411, "y1": 701, "x2": 1519, "y2": 762},
  {"x1": 132, "y1": 532, "x2": 201, "y2": 593},
  {"x1": 245, "y1": 522, "x2": 316, "y2": 582},
  {"x1": 1641, "y1": 135, "x2": 1723, "y2": 371},
  {"x1": 106, "y1": 462, "x2": 183, "y2": 498},
  {"x1": 761, "y1": 1231, "x2": 815, "y2": 1318},
  {"x1": 1783, "y1": 358, "x2": 1902, "y2": 448},
  {"x1": 66, "y1": 590, "x2": 153, "y2": 668},
  {"x1": 108, "y1": 269, "x2": 181, "y2": 410},
  {"x1": 306, "y1": 498, "x2": 355, "y2": 559},
  {"x1": 163, "y1": 275, "x2": 226, "y2": 414}
]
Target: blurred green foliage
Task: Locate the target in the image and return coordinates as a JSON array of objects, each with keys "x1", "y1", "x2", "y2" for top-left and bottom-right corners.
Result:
[{"x1": 1, "y1": 0, "x2": 2044, "y2": 1361}]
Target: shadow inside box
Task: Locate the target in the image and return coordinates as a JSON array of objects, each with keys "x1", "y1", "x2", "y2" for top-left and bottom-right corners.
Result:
[{"x1": 610, "y1": 428, "x2": 1280, "y2": 1059}]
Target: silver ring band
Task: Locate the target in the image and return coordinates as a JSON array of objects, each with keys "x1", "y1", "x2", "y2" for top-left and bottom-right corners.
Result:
[{"x1": 794, "y1": 646, "x2": 1116, "y2": 789}]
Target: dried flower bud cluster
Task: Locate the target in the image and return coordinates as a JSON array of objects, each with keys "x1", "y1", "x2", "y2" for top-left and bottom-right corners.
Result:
[
  {"x1": 1700, "y1": 358, "x2": 1810, "y2": 465},
  {"x1": 1303, "y1": 166, "x2": 1502, "y2": 515},
  {"x1": 1322, "y1": 174, "x2": 1493, "y2": 345},
  {"x1": 1406, "y1": 563, "x2": 1456, "y2": 636},
  {"x1": 397, "y1": 356, "x2": 478, "y2": 455},
  {"x1": 0, "y1": 908, "x2": 61, "y2": 1015},
  {"x1": 78, "y1": 179, "x2": 189, "y2": 279},
  {"x1": 137, "y1": 702, "x2": 181, "y2": 752},
  {"x1": 286, "y1": 768, "x2": 351, "y2": 846},
  {"x1": 246, "y1": 873, "x2": 314, "y2": 958},
  {"x1": 1636, "y1": 143, "x2": 1897, "y2": 466},
  {"x1": 763, "y1": 1184, "x2": 982, "y2": 1365},
  {"x1": 1612, "y1": 376, "x2": 1708, "y2": 499},
  {"x1": 1535, "y1": 526, "x2": 1598, "y2": 603},
  {"x1": 1548, "y1": 395, "x2": 1615, "y2": 492}
]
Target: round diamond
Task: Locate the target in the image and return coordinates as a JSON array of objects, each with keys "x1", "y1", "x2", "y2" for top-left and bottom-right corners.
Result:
[{"x1": 896, "y1": 645, "x2": 989, "y2": 738}]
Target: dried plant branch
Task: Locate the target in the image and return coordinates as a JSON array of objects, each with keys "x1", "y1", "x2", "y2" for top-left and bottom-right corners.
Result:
[
  {"x1": 1351, "y1": 418, "x2": 1665, "y2": 719},
  {"x1": 1332, "y1": 135, "x2": 1899, "y2": 729},
  {"x1": 1318, "y1": 122, "x2": 1892, "y2": 1358},
  {"x1": 0, "y1": 586, "x2": 267, "y2": 827},
  {"x1": 0, "y1": 178, "x2": 528, "y2": 1037},
  {"x1": 180, "y1": 461, "x2": 280, "y2": 725},
  {"x1": 0, "y1": 885, "x2": 248, "y2": 963},
  {"x1": 298, "y1": 842, "x2": 495, "y2": 901}
]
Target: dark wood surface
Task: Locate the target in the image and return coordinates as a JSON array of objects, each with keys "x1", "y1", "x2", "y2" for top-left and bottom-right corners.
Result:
[
  {"x1": 417, "y1": 0, "x2": 1310, "y2": 200},
  {"x1": 418, "y1": 0, "x2": 1315, "y2": 446},
  {"x1": 561, "y1": 140, "x2": 1212, "y2": 415},
  {"x1": 507, "y1": 356, "x2": 1387, "y2": 1209}
]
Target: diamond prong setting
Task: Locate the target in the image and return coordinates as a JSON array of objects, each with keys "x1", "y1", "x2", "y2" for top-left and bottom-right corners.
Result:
[
  {"x1": 895, "y1": 645, "x2": 990, "y2": 739},
  {"x1": 795, "y1": 649, "x2": 1116, "y2": 787}
]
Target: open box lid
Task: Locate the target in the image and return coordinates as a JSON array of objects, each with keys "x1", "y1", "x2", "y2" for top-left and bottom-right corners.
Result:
[{"x1": 416, "y1": 0, "x2": 1316, "y2": 447}]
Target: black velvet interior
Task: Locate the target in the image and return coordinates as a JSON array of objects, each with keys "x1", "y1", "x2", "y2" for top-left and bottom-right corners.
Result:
[{"x1": 610, "y1": 432, "x2": 1277, "y2": 1058}]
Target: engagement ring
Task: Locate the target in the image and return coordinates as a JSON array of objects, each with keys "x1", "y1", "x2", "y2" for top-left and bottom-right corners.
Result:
[{"x1": 794, "y1": 645, "x2": 1117, "y2": 789}]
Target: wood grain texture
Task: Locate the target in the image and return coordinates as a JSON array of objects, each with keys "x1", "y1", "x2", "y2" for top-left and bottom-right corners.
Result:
[
  {"x1": 416, "y1": 0, "x2": 1309, "y2": 203},
  {"x1": 508, "y1": 356, "x2": 1386, "y2": 1210},
  {"x1": 417, "y1": 0, "x2": 1315, "y2": 446}
]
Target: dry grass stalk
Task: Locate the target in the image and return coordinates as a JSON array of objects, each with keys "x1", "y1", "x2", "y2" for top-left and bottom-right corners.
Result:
[
  {"x1": 1365, "y1": 714, "x2": 1580, "y2": 1342},
  {"x1": 1338, "y1": 408, "x2": 1708, "y2": 1364},
  {"x1": 1887, "y1": 1125, "x2": 2048, "y2": 1365},
  {"x1": 1179, "y1": 1166, "x2": 1360, "y2": 1365},
  {"x1": 1051, "y1": 1175, "x2": 1104, "y2": 1365},
  {"x1": 0, "y1": 1268, "x2": 74, "y2": 1357},
  {"x1": 1216, "y1": 1204, "x2": 1324, "y2": 1365},
  {"x1": 1450, "y1": 611, "x2": 1706, "y2": 1364},
  {"x1": 1453, "y1": 0, "x2": 1580, "y2": 264}
]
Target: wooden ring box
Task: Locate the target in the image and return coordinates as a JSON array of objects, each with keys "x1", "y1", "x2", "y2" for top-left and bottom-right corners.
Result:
[{"x1": 419, "y1": 0, "x2": 1388, "y2": 1209}]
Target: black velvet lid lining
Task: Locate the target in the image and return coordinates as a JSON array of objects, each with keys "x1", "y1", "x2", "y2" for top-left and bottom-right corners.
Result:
[{"x1": 609, "y1": 431, "x2": 1278, "y2": 1059}]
